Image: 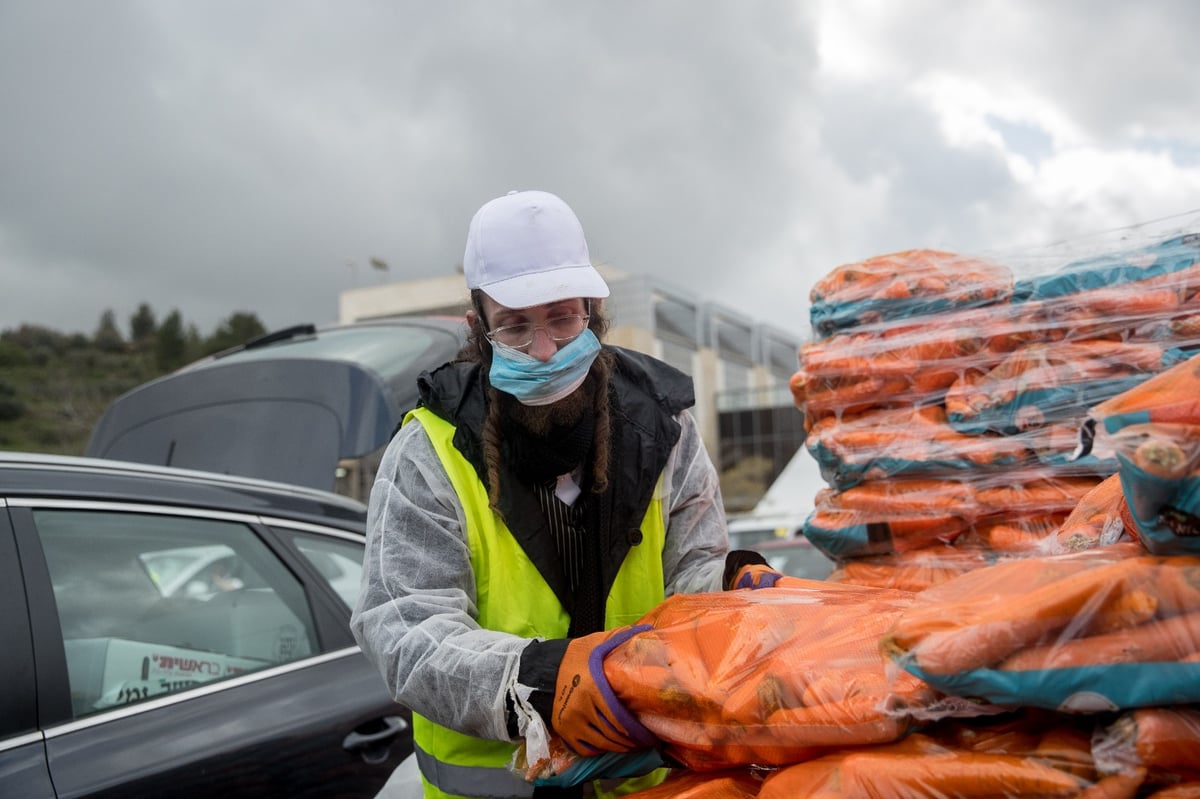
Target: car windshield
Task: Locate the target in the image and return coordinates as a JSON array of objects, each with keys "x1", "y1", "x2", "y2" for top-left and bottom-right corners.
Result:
[
  {"x1": 760, "y1": 540, "x2": 835, "y2": 580},
  {"x1": 194, "y1": 325, "x2": 450, "y2": 384}
]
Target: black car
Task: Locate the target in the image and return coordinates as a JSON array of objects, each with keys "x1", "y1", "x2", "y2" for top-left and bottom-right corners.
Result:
[
  {"x1": 86, "y1": 316, "x2": 469, "y2": 496},
  {"x1": 0, "y1": 452, "x2": 410, "y2": 798},
  {"x1": 756, "y1": 536, "x2": 837, "y2": 581}
]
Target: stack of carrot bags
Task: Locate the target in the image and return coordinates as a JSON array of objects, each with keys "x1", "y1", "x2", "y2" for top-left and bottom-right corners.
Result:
[
  {"x1": 510, "y1": 228, "x2": 1200, "y2": 797},
  {"x1": 796, "y1": 229, "x2": 1200, "y2": 588}
]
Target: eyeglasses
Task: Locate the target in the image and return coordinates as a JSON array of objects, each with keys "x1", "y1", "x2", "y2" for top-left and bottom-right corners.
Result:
[{"x1": 486, "y1": 313, "x2": 590, "y2": 350}]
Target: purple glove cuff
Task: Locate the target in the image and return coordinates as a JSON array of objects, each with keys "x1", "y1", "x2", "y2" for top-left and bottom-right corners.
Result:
[
  {"x1": 735, "y1": 567, "x2": 783, "y2": 589},
  {"x1": 588, "y1": 624, "x2": 657, "y2": 748}
]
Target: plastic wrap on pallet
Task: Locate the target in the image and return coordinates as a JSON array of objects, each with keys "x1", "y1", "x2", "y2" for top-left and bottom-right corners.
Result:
[
  {"x1": 805, "y1": 406, "x2": 1115, "y2": 491},
  {"x1": 802, "y1": 470, "x2": 1102, "y2": 559},
  {"x1": 1011, "y1": 233, "x2": 1200, "y2": 304},
  {"x1": 1083, "y1": 347, "x2": 1200, "y2": 442},
  {"x1": 944, "y1": 341, "x2": 1194, "y2": 436},
  {"x1": 792, "y1": 218, "x2": 1200, "y2": 572}
]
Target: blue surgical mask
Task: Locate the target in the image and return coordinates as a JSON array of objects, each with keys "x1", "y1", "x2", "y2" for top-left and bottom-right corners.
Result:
[{"x1": 488, "y1": 329, "x2": 601, "y2": 406}]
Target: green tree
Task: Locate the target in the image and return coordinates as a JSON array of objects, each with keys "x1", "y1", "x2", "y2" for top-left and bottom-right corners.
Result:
[
  {"x1": 0, "y1": 338, "x2": 30, "y2": 368},
  {"x1": 154, "y1": 309, "x2": 188, "y2": 372},
  {"x1": 203, "y1": 311, "x2": 267, "y2": 355},
  {"x1": 129, "y1": 303, "x2": 157, "y2": 346},
  {"x1": 0, "y1": 381, "x2": 24, "y2": 421},
  {"x1": 94, "y1": 310, "x2": 125, "y2": 353}
]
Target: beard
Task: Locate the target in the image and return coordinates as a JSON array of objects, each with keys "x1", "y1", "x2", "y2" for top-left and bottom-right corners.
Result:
[{"x1": 500, "y1": 370, "x2": 599, "y2": 438}]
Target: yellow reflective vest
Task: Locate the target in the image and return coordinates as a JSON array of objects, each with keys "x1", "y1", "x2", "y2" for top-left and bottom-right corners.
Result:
[{"x1": 406, "y1": 407, "x2": 668, "y2": 799}]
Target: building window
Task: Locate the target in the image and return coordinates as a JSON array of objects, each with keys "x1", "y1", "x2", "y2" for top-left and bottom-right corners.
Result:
[
  {"x1": 654, "y1": 296, "x2": 699, "y2": 346},
  {"x1": 764, "y1": 334, "x2": 801, "y2": 381},
  {"x1": 722, "y1": 359, "x2": 750, "y2": 392},
  {"x1": 713, "y1": 317, "x2": 752, "y2": 361},
  {"x1": 659, "y1": 339, "x2": 696, "y2": 375}
]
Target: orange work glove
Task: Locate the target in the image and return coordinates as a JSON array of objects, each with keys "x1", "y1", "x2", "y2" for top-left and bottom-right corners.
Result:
[
  {"x1": 730, "y1": 563, "x2": 784, "y2": 589},
  {"x1": 551, "y1": 624, "x2": 658, "y2": 756}
]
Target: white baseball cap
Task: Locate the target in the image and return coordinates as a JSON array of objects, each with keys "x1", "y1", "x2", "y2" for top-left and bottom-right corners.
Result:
[{"x1": 463, "y1": 190, "x2": 610, "y2": 309}]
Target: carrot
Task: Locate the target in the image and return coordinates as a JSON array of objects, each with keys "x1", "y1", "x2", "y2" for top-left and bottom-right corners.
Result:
[
  {"x1": 1134, "y1": 437, "x2": 1193, "y2": 478},
  {"x1": 621, "y1": 769, "x2": 761, "y2": 799},
  {"x1": 1089, "y1": 352, "x2": 1200, "y2": 431},
  {"x1": 807, "y1": 405, "x2": 1029, "y2": 482},
  {"x1": 998, "y1": 609, "x2": 1200, "y2": 672},
  {"x1": 926, "y1": 711, "x2": 1049, "y2": 755},
  {"x1": 947, "y1": 340, "x2": 1182, "y2": 430},
  {"x1": 804, "y1": 505, "x2": 972, "y2": 556},
  {"x1": 892, "y1": 553, "x2": 1162, "y2": 674},
  {"x1": 609, "y1": 585, "x2": 929, "y2": 768},
  {"x1": 801, "y1": 374, "x2": 918, "y2": 419},
  {"x1": 1033, "y1": 726, "x2": 1098, "y2": 781},
  {"x1": 1149, "y1": 557, "x2": 1200, "y2": 617},
  {"x1": 1077, "y1": 769, "x2": 1147, "y2": 799},
  {"x1": 830, "y1": 547, "x2": 991, "y2": 592},
  {"x1": 975, "y1": 475, "x2": 1103, "y2": 517},
  {"x1": 972, "y1": 513, "x2": 1070, "y2": 552},
  {"x1": 758, "y1": 736, "x2": 1083, "y2": 799},
  {"x1": 1143, "y1": 783, "x2": 1200, "y2": 799},
  {"x1": 825, "y1": 477, "x2": 976, "y2": 514},
  {"x1": 889, "y1": 546, "x2": 1147, "y2": 648},
  {"x1": 1051, "y1": 475, "x2": 1135, "y2": 553},
  {"x1": 1110, "y1": 707, "x2": 1200, "y2": 771},
  {"x1": 808, "y1": 249, "x2": 1012, "y2": 306}
]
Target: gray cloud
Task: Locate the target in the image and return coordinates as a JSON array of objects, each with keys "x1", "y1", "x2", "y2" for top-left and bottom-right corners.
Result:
[{"x1": 1, "y1": 0, "x2": 1197, "y2": 348}]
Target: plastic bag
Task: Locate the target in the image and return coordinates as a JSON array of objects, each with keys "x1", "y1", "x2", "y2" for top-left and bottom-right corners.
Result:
[
  {"x1": 757, "y1": 732, "x2": 1090, "y2": 799},
  {"x1": 1081, "y1": 350, "x2": 1200, "y2": 445},
  {"x1": 886, "y1": 542, "x2": 1200, "y2": 711},
  {"x1": 808, "y1": 249, "x2": 1014, "y2": 337},
  {"x1": 1110, "y1": 422, "x2": 1200, "y2": 554},
  {"x1": 601, "y1": 582, "x2": 935, "y2": 770},
  {"x1": 1093, "y1": 706, "x2": 1200, "y2": 778}
]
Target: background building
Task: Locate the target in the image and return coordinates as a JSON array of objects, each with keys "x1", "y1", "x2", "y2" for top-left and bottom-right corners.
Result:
[{"x1": 339, "y1": 266, "x2": 807, "y2": 512}]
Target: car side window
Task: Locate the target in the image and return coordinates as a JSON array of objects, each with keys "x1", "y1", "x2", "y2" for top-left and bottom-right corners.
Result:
[
  {"x1": 279, "y1": 529, "x2": 364, "y2": 609},
  {"x1": 33, "y1": 509, "x2": 317, "y2": 719}
]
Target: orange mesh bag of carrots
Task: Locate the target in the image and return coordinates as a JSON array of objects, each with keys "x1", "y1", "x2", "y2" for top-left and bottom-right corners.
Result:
[
  {"x1": 756, "y1": 732, "x2": 1089, "y2": 799},
  {"x1": 1108, "y1": 422, "x2": 1200, "y2": 554},
  {"x1": 945, "y1": 340, "x2": 1193, "y2": 435},
  {"x1": 1010, "y1": 230, "x2": 1200, "y2": 309},
  {"x1": 798, "y1": 312, "x2": 1012, "y2": 420},
  {"x1": 804, "y1": 472, "x2": 1101, "y2": 559},
  {"x1": 1045, "y1": 473, "x2": 1132, "y2": 554},
  {"x1": 966, "y1": 512, "x2": 1073, "y2": 554},
  {"x1": 808, "y1": 249, "x2": 1014, "y2": 338},
  {"x1": 827, "y1": 545, "x2": 995, "y2": 592},
  {"x1": 886, "y1": 542, "x2": 1200, "y2": 711},
  {"x1": 805, "y1": 405, "x2": 1030, "y2": 490},
  {"x1": 602, "y1": 582, "x2": 936, "y2": 770},
  {"x1": 973, "y1": 471, "x2": 1104, "y2": 521},
  {"x1": 1027, "y1": 256, "x2": 1200, "y2": 348},
  {"x1": 1082, "y1": 350, "x2": 1200, "y2": 443},
  {"x1": 802, "y1": 480, "x2": 977, "y2": 558}
]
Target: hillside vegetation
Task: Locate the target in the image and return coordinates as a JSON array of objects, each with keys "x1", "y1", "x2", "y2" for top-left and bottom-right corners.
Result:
[{"x1": 0, "y1": 304, "x2": 266, "y2": 455}]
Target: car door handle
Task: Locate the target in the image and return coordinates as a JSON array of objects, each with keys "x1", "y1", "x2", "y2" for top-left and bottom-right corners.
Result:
[{"x1": 343, "y1": 715, "x2": 410, "y2": 757}]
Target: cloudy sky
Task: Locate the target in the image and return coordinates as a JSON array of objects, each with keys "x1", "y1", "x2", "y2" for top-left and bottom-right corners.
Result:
[{"x1": 3, "y1": 1, "x2": 1198, "y2": 345}]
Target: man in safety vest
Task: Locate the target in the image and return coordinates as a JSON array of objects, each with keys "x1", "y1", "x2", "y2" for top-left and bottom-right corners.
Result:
[{"x1": 351, "y1": 190, "x2": 779, "y2": 799}]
